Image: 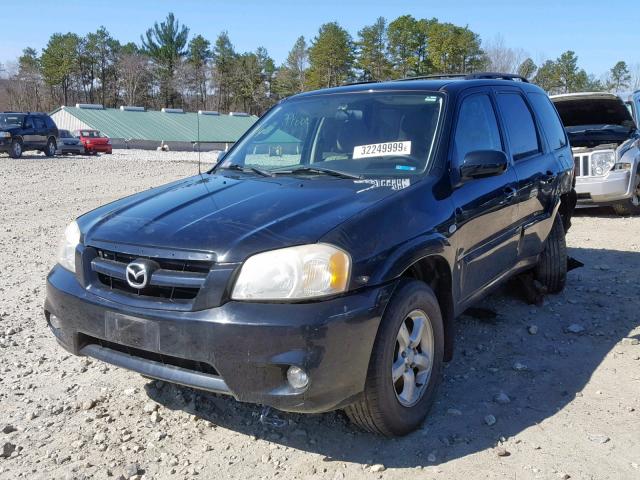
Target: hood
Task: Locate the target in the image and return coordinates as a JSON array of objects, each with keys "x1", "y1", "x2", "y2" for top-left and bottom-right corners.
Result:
[
  {"x1": 79, "y1": 173, "x2": 411, "y2": 262},
  {"x1": 551, "y1": 93, "x2": 635, "y2": 129}
]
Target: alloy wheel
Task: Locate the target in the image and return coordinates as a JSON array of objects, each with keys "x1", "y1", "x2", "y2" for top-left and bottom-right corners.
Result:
[{"x1": 392, "y1": 309, "x2": 435, "y2": 407}]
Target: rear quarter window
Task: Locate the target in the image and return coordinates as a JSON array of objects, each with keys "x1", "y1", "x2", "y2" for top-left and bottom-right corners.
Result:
[
  {"x1": 527, "y1": 92, "x2": 567, "y2": 150},
  {"x1": 496, "y1": 93, "x2": 540, "y2": 161}
]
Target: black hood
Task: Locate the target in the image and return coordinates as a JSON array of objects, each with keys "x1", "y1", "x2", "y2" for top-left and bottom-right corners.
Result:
[{"x1": 78, "y1": 173, "x2": 411, "y2": 262}]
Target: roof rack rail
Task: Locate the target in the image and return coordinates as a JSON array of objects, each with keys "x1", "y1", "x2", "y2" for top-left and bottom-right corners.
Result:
[
  {"x1": 394, "y1": 72, "x2": 529, "y2": 83},
  {"x1": 342, "y1": 79, "x2": 380, "y2": 86},
  {"x1": 465, "y1": 72, "x2": 529, "y2": 82},
  {"x1": 394, "y1": 74, "x2": 467, "y2": 82}
]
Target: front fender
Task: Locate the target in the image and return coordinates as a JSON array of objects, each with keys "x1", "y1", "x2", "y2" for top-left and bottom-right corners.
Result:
[{"x1": 370, "y1": 232, "x2": 455, "y2": 285}]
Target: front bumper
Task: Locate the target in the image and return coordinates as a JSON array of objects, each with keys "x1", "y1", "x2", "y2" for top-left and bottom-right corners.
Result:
[
  {"x1": 45, "y1": 265, "x2": 395, "y2": 413},
  {"x1": 575, "y1": 170, "x2": 633, "y2": 203},
  {"x1": 84, "y1": 144, "x2": 112, "y2": 153},
  {"x1": 57, "y1": 144, "x2": 85, "y2": 155}
]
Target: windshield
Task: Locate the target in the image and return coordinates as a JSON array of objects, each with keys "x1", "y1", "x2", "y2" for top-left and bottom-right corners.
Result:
[
  {"x1": 218, "y1": 91, "x2": 444, "y2": 177},
  {"x1": 80, "y1": 130, "x2": 103, "y2": 138},
  {"x1": 0, "y1": 114, "x2": 25, "y2": 129}
]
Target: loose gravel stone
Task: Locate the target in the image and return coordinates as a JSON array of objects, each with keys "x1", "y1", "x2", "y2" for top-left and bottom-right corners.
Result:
[
  {"x1": 484, "y1": 415, "x2": 497, "y2": 426},
  {"x1": 588, "y1": 434, "x2": 610, "y2": 444},
  {"x1": 1, "y1": 425, "x2": 16, "y2": 434},
  {"x1": 566, "y1": 324, "x2": 585, "y2": 334},
  {"x1": 495, "y1": 447, "x2": 510, "y2": 457},
  {"x1": 493, "y1": 392, "x2": 511, "y2": 404},
  {"x1": 1, "y1": 442, "x2": 16, "y2": 458}
]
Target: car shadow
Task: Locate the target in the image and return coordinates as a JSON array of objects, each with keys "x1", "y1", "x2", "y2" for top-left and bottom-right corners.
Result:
[
  {"x1": 145, "y1": 246, "x2": 639, "y2": 468},
  {"x1": 573, "y1": 206, "x2": 618, "y2": 218}
]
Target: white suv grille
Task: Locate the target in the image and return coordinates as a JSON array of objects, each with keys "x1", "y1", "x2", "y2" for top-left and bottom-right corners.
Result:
[{"x1": 573, "y1": 154, "x2": 591, "y2": 177}]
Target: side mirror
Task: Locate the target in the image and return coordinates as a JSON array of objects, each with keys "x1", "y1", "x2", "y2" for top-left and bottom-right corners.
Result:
[{"x1": 460, "y1": 150, "x2": 508, "y2": 180}]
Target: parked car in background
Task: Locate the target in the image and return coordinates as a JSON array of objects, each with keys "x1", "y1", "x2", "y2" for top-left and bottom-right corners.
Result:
[
  {"x1": 74, "y1": 129, "x2": 112, "y2": 155},
  {"x1": 46, "y1": 73, "x2": 574, "y2": 436},
  {"x1": 0, "y1": 112, "x2": 58, "y2": 158},
  {"x1": 56, "y1": 129, "x2": 85, "y2": 155},
  {"x1": 626, "y1": 90, "x2": 640, "y2": 126},
  {"x1": 551, "y1": 92, "x2": 640, "y2": 215}
]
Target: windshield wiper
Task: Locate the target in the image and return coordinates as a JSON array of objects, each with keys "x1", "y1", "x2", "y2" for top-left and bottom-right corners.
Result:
[
  {"x1": 220, "y1": 164, "x2": 274, "y2": 177},
  {"x1": 271, "y1": 166, "x2": 362, "y2": 179}
]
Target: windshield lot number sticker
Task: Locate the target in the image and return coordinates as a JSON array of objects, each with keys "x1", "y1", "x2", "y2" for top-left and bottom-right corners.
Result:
[{"x1": 353, "y1": 141, "x2": 411, "y2": 159}]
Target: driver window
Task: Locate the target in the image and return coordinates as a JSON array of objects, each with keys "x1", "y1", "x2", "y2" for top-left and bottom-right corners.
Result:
[
  {"x1": 24, "y1": 117, "x2": 34, "y2": 129},
  {"x1": 454, "y1": 94, "x2": 502, "y2": 166}
]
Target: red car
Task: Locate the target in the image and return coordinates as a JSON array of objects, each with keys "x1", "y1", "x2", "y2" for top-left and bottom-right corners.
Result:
[{"x1": 74, "y1": 129, "x2": 112, "y2": 155}]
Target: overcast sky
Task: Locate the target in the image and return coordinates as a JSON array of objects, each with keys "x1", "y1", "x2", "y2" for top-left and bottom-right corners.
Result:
[{"x1": 1, "y1": 0, "x2": 638, "y2": 78}]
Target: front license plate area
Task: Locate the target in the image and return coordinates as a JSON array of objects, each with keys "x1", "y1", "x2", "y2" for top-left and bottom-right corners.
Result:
[{"x1": 105, "y1": 312, "x2": 160, "y2": 352}]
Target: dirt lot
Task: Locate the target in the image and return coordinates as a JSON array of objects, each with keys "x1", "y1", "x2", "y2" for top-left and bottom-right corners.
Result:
[{"x1": 0, "y1": 150, "x2": 639, "y2": 480}]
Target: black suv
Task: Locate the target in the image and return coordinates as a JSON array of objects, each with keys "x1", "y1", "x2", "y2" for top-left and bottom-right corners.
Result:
[
  {"x1": 0, "y1": 112, "x2": 59, "y2": 158},
  {"x1": 45, "y1": 74, "x2": 574, "y2": 436}
]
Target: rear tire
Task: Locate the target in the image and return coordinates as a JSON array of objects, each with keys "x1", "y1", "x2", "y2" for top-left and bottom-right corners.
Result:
[
  {"x1": 345, "y1": 279, "x2": 444, "y2": 436},
  {"x1": 45, "y1": 138, "x2": 56, "y2": 157},
  {"x1": 534, "y1": 214, "x2": 567, "y2": 294},
  {"x1": 44, "y1": 138, "x2": 58, "y2": 157},
  {"x1": 9, "y1": 139, "x2": 22, "y2": 159},
  {"x1": 611, "y1": 174, "x2": 640, "y2": 216}
]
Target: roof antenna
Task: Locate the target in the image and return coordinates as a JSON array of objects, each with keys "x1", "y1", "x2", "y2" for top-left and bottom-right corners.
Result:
[{"x1": 197, "y1": 111, "x2": 202, "y2": 176}]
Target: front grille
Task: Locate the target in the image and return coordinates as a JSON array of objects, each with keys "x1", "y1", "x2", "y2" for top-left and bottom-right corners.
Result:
[
  {"x1": 573, "y1": 154, "x2": 591, "y2": 177},
  {"x1": 92, "y1": 249, "x2": 212, "y2": 302},
  {"x1": 82, "y1": 335, "x2": 219, "y2": 376}
]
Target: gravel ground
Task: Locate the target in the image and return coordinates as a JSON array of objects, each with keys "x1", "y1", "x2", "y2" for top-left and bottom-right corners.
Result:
[{"x1": 0, "y1": 150, "x2": 639, "y2": 480}]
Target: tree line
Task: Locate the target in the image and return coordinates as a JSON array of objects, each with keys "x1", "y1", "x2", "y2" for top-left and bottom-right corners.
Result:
[{"x1": 0, "y1": 13, "x2": 638, "y2": 114}]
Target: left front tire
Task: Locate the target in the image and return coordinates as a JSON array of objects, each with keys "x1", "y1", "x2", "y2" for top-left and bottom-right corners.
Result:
[{"x1": 345, "y1": 279, "x2": 444, "y2": 436}]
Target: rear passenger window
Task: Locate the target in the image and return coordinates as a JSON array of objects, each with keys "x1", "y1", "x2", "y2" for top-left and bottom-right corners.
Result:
[
  {"x1": 454, "y1": 94, "x2": 502, "y2": 165},
  {"x1": 496, "y1": 93, "x2": 540, "y2": 160},
  {"x1": 527, "y1": 92, "x2": 567, "y2": 150}
]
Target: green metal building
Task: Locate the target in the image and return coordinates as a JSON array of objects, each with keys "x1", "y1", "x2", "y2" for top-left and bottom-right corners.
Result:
[{"x1": 50, "y1": 104, "x2": 258, "y2": 151}]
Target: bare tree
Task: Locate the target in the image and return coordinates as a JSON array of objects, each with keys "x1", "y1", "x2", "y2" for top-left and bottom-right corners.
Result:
[
  {"x1": 118, "y1": 52, "x2": 151, "y2": 106},
  {"x1": 631, "y1": 63, "x2": 640, "y2": 91},
  {"x1": 483, "y1": 34, "x2": 527, "y2": 73}
]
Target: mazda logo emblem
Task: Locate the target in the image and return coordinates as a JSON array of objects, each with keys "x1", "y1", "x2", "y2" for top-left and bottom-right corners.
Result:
[{"x1": 125, "y1": 259, "x2": 157, "y2": 289}]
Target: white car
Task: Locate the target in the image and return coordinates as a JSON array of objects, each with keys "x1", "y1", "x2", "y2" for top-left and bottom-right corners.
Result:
[{"x1": 552, "y1": 92, "x2": 640, "y2": 215}]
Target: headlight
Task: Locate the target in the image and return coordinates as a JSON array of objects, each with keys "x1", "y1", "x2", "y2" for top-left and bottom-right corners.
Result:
[
  {"x1": 58, "y1": 221, "x2": 80, "y2": 272},
  {"x1": 0, "y1": 132, "x2": 10, "y2": 138},
  {"x1": 232, "y1": 244, "x2": 351, "y2": 300},
  {"x1": 590, "y1": 150, "x2": 615, "y2": 176}
]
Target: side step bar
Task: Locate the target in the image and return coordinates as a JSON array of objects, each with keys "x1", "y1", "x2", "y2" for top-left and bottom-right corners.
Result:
[{"x1": 80, "y1": 343, "x2": 232, "y2": 396}]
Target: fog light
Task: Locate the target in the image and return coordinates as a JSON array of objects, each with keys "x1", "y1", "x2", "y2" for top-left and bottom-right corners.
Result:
[
  {"x1": 49, "y1": 313, "x2": 62, "y2": 329},
  {"x1": 286, "y1": 366, "x2": 309, "y2": 389}
]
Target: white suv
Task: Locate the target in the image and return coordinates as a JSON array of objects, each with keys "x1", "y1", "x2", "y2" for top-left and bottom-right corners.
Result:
[{"x1": 552, "y1": 92, "x2": 640, "y2": 215}]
